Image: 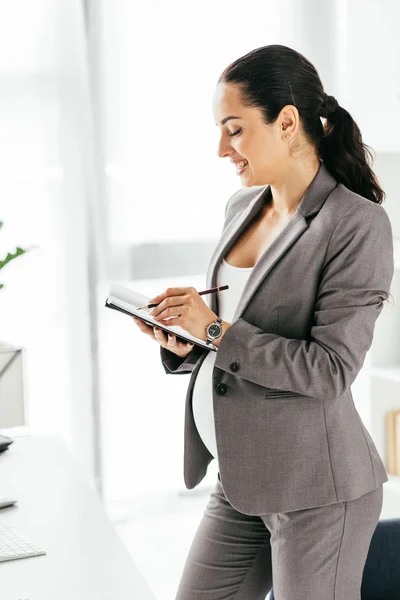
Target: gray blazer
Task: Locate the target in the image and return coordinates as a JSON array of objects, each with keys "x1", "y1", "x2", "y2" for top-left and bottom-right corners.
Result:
[{"x1": 159, "y1": 161, "x2": 394, "y2": 515}]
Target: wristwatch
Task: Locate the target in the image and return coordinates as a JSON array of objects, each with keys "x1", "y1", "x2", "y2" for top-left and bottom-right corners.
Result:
[{"x1": 205, "y1": 316, "x2": 223, "y2": 345}]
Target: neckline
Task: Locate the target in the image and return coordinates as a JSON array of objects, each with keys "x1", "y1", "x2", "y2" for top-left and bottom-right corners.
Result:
[{"x1": 222, "y1": 258, "x2": 254, "y2": 270}]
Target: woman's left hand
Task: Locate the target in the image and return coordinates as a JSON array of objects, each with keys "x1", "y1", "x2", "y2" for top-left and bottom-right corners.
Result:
[{"x1": 148, "y1": 286, "x2": 218, "y2": 342}]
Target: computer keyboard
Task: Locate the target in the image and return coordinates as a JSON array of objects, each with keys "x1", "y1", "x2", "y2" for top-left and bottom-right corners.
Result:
[{"x1": 0, "y1": 519, "x2": 47, "y2": 562}]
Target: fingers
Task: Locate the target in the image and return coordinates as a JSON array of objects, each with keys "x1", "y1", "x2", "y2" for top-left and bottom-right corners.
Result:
[
  {"x1": 165, "y1": 331, "x2": 194, "y2": 350},
  {"x1": 154, "y1": 327, "x2": 180, "y2": 350},
  {"x1": 134, "y1": 318, "x2": 168, "y2": 346},
  {"x1": 132, "y1": 316, "x2": 155, "y2": 336},
  {"x1": 133, "y1": 316, "x2": 194, "y2": 355},
  {"x1": 165, "y1": 331, "x2": 195, "y2": 357},
  {"x1": 153, "y1": 326, "x2": 168, "y2": 346},
  {"x1": 166, "y1": 330, "x2": 187, "y2": 350}
]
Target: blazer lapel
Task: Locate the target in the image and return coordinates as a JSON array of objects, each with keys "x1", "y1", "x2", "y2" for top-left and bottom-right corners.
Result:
[{"x1": 206, "y1": 161, "x2": 338, "y2": 320}]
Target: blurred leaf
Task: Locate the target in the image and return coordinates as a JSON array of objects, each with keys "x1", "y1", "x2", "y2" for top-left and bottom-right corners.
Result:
[
  {"x1": 0, "y1": 247, "x2": 29, "y2": 272},
  {"x1": 0, "y1": 221, "x2": 35, "y2": 291}
]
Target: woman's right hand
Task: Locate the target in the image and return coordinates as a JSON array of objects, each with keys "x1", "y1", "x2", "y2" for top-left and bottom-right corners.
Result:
[{"x1": 132, "y1": 317, "x2": 195, "y2": 358}]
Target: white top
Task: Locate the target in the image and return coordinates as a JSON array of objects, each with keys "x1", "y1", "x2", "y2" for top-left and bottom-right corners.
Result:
[{"x1": 192, "y1": 257, "x2": 254, "y2": 463}]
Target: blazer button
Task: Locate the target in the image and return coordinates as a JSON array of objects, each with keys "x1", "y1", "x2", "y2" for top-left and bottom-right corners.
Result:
[
  {"x1": 230, "y1": 361, "x2": 240, "y2": 372},
  {"x1": 216, "y1": 383, "x2": 229, "y2": 396}
]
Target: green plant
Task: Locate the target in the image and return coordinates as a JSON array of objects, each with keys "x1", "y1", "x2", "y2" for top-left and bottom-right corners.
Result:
[{"x1": 0, "y1": 220, "x2": 30, "y2": 290}]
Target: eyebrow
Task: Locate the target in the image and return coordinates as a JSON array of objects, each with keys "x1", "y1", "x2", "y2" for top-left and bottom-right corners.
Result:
[{"x1": 215, "y1": 115, "x2": 242, "y2": 126}]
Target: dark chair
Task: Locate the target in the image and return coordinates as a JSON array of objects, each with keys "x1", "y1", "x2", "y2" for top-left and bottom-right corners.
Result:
[{"x1": 269, "y1": 518, "x2": 400, "y2": 600}]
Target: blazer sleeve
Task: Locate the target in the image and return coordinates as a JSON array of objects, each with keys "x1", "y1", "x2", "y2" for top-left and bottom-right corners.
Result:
[
  {"x1": 159, "y1": 188, "x2": 243, "y2": 375},
  {"x1": 160, "y1": 342, "x2": 207, "y2": 375},
  {"x1": 213, "y1": 202, "x2": 395, "y2": 401}
]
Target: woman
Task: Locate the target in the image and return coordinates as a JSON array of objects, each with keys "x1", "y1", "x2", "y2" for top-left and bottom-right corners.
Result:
[{"x1": 133, "y1": 44, "x2": 394, "y2": 600}]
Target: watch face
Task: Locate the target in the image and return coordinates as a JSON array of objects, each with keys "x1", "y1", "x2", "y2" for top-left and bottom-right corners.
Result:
[{"x1": 208, "y1": 323, "x2": 221, "y2": 337}]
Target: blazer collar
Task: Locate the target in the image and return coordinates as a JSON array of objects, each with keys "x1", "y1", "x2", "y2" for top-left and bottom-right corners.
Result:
[{"x1": 207, "y1": 161, "x2": 338, "y2": 321}]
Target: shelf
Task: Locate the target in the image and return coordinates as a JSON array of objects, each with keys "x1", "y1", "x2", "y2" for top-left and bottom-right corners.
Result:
[
  {"x1": 394, "y1": 238, "x2": 400, "y2": 268},
  {"x1": 370, "y1": 365, "x2": 400, "y2": 382},
  {"x1": 386, "y1": 474, "x2": 400, "y2": 493}
]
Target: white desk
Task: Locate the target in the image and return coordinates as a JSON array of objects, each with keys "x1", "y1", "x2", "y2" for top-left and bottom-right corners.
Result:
[{"x1": 0, "y1": 434, "x2": 157, "y2": 599}]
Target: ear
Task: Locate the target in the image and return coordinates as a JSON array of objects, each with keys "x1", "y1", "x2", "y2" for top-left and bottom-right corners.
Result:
[{"x1": 279, "y1": 104, "x2": 298, "y2": 137}]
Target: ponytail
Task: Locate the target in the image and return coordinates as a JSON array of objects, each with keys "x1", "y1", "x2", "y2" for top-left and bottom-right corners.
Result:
[{"x1": 319, "y1": 95, "x2": 385, "y2": 204}]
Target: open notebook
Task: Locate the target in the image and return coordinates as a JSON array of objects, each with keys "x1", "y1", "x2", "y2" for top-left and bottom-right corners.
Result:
[{"x1": 105, "y1": 284, "x2": 218, "y2": 351}]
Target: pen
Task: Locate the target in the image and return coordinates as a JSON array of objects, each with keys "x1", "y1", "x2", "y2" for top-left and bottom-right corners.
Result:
[{"x1": 137, "y1": 285, "x2": 230, "y2": 310}]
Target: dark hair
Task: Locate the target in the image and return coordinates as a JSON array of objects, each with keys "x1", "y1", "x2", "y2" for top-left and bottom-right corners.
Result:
[{"x1": 218, "y1": 44, "x2": 385, "y2": 205}]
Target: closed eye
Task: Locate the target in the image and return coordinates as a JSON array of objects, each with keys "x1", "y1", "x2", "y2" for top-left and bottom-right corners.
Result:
[{"x1": 228, "y1": 129, "x2": 242, "y2": 137}]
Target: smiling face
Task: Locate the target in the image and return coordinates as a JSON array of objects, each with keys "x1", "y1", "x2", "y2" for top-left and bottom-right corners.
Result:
[{"x1": 212, "y1": 82, "x2": 299, "y2": 187}]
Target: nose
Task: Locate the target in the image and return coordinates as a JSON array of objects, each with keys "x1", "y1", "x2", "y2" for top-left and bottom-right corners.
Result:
[{"x1": 217, "y1": 140, "x2": 233, "y2": 159}]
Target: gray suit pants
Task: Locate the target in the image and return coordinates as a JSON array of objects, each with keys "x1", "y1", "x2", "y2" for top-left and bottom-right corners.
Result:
[{"x1": 175, "y1": 473, "x2": 383, "y2": 600}]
